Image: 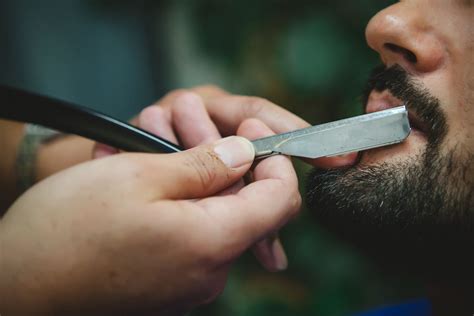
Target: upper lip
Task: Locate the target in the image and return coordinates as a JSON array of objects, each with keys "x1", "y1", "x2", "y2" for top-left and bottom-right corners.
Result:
[{"x1": 365, "y1": 89, "x2": 428, "y2": 135}]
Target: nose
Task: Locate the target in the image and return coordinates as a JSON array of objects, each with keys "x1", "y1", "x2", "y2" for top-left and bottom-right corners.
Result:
[{"x1": 365, "y1": 3, "x2": 446, "y2": 73}]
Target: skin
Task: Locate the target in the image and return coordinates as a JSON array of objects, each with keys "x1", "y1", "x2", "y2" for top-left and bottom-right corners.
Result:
[
  {"x1": 0, "y1": 0, "x2": 471, "y2": 314},
  {"x1": 363, "y1": 0, "x2": 473, "y2": 167},
  {"x1": 0, "y1": 130, "x2": 304, "y2": 315},
  {"x1": 137, "y1": 0, "x2": 473, "y2": 312},
  {"x1": 363, "y1": 0, "x2": 473, "y2": 314},
  {"x1": 0, "y1": 85, "x2": 355, "y2": 210},
  {"x1": 0, "y1": 88, "x2": 352, "y2": 314},
  {"x1": 0, "y1": 120, "x2": 95, "y2": 212}
]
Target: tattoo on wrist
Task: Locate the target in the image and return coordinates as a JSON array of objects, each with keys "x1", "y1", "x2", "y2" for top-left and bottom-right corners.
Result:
[{"x1": 15, "y1": 124, "x2": 65, "y2": 192}]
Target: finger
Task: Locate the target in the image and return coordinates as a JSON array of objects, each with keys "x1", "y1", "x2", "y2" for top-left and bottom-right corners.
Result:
[
  {"x1": 206, "y1": 96, "x2": 358, "y2": 168},
  {"x1": 152, "y1": 85, "x2": 228, "y2": 114},
  {"x1": 216, "y1": 179, "x2": 245, "y2": 196},
  {"x1": 154, "y1": 88, "x2": 356, "y2": 168},
  {"x1": 171, "y1": 92, "x2": 221, "y2": 148},
  {"x1": 236, "y1": 118, "x2": 275, "y2": 141},
  {"x1": 251, "y1": 234, "x2": 288, "y2": 272},
  {"x1": 196, "y1": 153, "x2": 301, "y2": 255},
  {"x1": 191, "y1": 84, "x2": 229, "y2": 101},
  {"x1": 236, "y1": 119, "x2": 289, "y2": 272},
  {"x1": 141, "y1": 136, "x2": 255, "y2": 199},
  {"x1": 138, "y1": 106, "x2": 178, "y2": 144},
  {"x1": 205, "y1": 95, "x2": 308, "y2": 136},
  {"x1": 92, "y1": 143, "x2": 119, "y2": 159}
]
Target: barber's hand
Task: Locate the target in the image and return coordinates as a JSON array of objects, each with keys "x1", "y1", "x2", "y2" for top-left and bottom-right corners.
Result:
[
  {"x1": 0, "y1": 135, "x2": 300, "y2": 315},
  {"x1": 94, "y1": 85, "x2": 357, "y2": 168},
  {"x1": 92, "y1": 86, "x2": 356, "y2": 272}
]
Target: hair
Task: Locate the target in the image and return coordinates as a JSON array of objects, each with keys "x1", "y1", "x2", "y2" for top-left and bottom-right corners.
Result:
[{"x1": 306, "y1": 65, "x2": 474, "y2": 281}]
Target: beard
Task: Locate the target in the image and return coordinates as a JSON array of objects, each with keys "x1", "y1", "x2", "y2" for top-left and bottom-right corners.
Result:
[{"x1": 306, "y1": 65, "x2": 474, "y2": 280}]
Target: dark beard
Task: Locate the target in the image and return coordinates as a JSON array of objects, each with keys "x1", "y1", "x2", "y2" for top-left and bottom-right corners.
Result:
[{"x1": 306, "y1": 65, "x2": 474, "y2": 280}]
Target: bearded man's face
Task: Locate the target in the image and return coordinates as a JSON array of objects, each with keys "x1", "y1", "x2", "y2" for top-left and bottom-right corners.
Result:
[{"x1": 306, "y1": 0, "x2": 473, "y2": 278}]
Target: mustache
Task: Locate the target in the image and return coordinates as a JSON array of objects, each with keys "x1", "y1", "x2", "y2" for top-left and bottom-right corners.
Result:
[{"x1": 362, "y1": 65, "x2": 448, "y2": 146}]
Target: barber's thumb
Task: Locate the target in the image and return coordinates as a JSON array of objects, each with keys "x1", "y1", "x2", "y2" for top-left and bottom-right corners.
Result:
[{"x1": 157, "y1": 136, "x2": 255, "y2": 199}]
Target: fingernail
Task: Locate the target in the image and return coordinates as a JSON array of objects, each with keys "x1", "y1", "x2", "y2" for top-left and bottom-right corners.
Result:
[
  {"x1": 214, "y1": 136, "x2": 255, "y2": 168},
  {"x1": 271, "y1": 238, "x2": 288, "y2": 271}
]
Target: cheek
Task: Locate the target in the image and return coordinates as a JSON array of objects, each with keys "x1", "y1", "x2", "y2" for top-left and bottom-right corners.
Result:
[
  {"x1": 429, "y1": 67, "x2": 474, "y2": 153},
  {"x1": 452, "y1": 76, "x2": 474, "y2": 154},
  {"x1": 440, "y1": 105, "x2": 474, "y2": 189}
]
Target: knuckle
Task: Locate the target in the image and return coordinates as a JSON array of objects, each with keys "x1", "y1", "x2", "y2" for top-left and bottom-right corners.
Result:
[
  {"x1": 157, "y1": 88, "x2": 189, "y2": 106},
  {"x1": 290, "y1": 192, "x2": 303, "y2": 218},
  {"x1": 166, "y1": 88, "x2": 188, "y2": 99},
  {"x1": 288, "y1": 178, "x2": 302, "y2": 212},
  {"x1": 138, "y1": 105, "x2": 159, "y2": 122},
  {"x1": 243, "y1": 96, "x2": 272, "y2": 118},
  {"x1": 171, "y1": 89, "x2": 195, "y2": 102},
  {"x1": 274, "y1": 176, "x2": 301, "y2": 218},
  {"x1": 193, "y1": 84, "x2": 225, "y2": 94}
]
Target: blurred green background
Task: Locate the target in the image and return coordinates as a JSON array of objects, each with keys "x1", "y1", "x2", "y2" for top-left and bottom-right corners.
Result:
[{"x1": 0, "y1": 0, "x2": 424, "y2": 315}]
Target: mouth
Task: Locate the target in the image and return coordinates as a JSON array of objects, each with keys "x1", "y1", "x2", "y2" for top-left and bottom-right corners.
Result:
[{"x1": 365, "y1": 89, "x2": 428, "y2": 138}]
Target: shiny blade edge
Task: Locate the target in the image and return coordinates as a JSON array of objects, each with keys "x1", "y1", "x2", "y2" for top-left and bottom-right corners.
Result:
[{"x1": 252, "y1": 106, "x2": 410, "y2": 159}]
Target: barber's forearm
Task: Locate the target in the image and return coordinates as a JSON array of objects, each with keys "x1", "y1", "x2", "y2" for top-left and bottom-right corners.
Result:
[
  {"x1": 0, "y1": 119, "x2": 95, "y2": 211},
  {"x1": 0, "y1": 120, "x2": 25, "y2": 211}
]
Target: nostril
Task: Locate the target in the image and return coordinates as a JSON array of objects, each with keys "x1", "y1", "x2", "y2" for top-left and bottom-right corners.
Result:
[{"x1": 384, "y1": 43, "x2": 418, "y2": 64}]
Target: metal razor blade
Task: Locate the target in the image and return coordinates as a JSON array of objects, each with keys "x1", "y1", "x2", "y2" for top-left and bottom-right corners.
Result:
[{"x1": 252, "y1": 106, "x2": 410, "y2": 159}]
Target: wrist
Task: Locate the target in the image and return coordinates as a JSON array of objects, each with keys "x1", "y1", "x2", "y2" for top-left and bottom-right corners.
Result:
[{"x1": 35, "y1": 135, "x2": 94, "y2": 182}]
